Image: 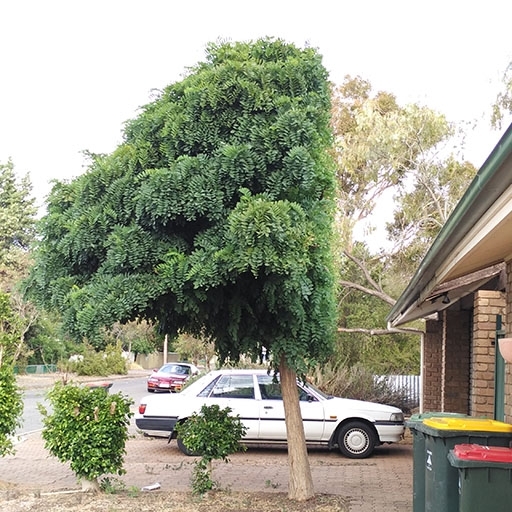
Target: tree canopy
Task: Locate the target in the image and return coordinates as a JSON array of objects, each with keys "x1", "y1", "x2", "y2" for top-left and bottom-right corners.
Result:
[{"x1": 28, "y1": 38, "x2": 337, "y2": 371}]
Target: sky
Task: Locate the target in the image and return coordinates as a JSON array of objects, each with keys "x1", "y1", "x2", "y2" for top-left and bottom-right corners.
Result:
[{"x1": 1, "y1": 0, "x2": 511, "y2": 213}]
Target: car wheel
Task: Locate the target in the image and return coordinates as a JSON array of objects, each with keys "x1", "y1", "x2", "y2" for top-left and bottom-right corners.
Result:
[
  {"x1": 177, "y1": 436, "x2": 201, "y2": 456},
  {"x1": 338, "y1": 421, "x2": 376, "y2": 459},
  {"x1": 147, "y1": 388, "x2": 155, "y2": 393}
]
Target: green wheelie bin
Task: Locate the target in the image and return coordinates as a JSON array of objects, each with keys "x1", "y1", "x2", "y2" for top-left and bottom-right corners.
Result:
[
  {"x1": 406, "y1": 412, "x2": 467, "y2": 512},
  {"x1": 448, "y1": 444, "x2": 512, "y2": 512},
  {"x1": 417, "y1": 417, "x2": 512, "y2": 512}
]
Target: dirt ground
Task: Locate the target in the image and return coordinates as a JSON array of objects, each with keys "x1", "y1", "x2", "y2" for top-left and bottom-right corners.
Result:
[{"x1": 0, "y1": 486, "x2": 348, "y2": 512}]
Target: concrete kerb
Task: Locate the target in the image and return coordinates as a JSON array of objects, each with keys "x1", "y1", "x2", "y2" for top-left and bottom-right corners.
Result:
[{"x1": 16, "y1": 368, "x2": 151, "y2": 391}]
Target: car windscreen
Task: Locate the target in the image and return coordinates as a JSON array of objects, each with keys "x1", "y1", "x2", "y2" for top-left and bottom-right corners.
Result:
[{"x1": 162, "y1": 365, "x2": 190, "y2": 374}]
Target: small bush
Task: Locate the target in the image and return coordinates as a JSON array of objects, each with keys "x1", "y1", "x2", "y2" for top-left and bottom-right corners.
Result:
[
  {"x1": 175, "y1": 404, "x2": 247, "y2": 494},
  {"x1": 310, "y1": 362, "x2": 411, "y2": 412},
  {"x1": 39, "y1": 382, "x2": 133, "y2": 491},
  {"x1": 72, "y1": 344, "x2": 127, "y2": 376},
  {"x1": 0, "y1": 365, "x2": 23, "y2": 456}
]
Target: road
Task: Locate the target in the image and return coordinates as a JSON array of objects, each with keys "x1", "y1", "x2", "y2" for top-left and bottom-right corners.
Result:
[{"x1": 18, "y1": 376, "x2": 150, "y2": 435}]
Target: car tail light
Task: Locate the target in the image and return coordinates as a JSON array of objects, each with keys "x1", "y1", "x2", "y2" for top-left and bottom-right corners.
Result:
[{"x1": 139, "y1": 403, "x2": 147, "y2": 414}]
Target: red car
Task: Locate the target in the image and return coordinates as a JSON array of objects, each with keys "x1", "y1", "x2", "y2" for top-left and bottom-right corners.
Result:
[{"x1": 147, "y1": 362, "x2": 200, "y2": 393}]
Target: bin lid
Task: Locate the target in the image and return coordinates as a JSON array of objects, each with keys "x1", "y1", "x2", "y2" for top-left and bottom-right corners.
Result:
[
  {"x1": 408, "y1": 412, "x2": 466, "y2": 422},
  {"x1": 423, "y1": 417, "x2": 512, "y2": 433},
  {"x1": 453, "y1": 444, "x2": 512, "y2": 463}
]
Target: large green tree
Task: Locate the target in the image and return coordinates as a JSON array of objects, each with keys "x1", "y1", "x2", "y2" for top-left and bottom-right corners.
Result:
[
  {"x1": 0, "y1": 160, "x2": 37, "y2": 266},
  {"x1": 27, "y1": 38, "x2": 337, "y2": 501}
]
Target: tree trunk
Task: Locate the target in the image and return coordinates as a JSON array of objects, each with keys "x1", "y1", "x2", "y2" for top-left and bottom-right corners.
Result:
[
  {"x1": 80, "y1": 477, "x2": 100, "y2": 493},
  {"x1": 279, "y1": 355, "x2": 315, "y2": 501}
]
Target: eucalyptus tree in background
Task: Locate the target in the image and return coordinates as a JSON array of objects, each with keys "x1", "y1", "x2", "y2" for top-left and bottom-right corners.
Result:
[
  {"x1": 492, "y1": 62, "x2": 512, "y2": 129},
  {"x1": 331, "y1": 76, "x2": 476, "y2": 370},
  {"x1": 27, "y1": 38, "x2": 337, "y2": 501}
]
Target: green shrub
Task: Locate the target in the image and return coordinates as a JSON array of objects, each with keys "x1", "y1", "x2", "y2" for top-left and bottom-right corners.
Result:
[
  {"x1": 39, "y1": 382, "x2": 133, "y2": 491},
  {"x1": 175, "y1": 404, "x2": 247, "y2": 494},
  {"x1": 72, "y1": 344, "x2": 127, "y2": 376},
  {"x1": 0, "y1": 366, "x2": 23, "y2": 456}
]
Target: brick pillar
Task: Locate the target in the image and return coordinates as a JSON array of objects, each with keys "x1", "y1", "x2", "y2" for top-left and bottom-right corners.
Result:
[
  {"x1": 472, "y1": 290, "x2": 506, "y2": 417},
  {"x1": 423, "y1": 319, "x2": 443, "y2": 411},
  {"x1": 443, "y1": 309, "x2": 471, "y2": 413},
  {"x1": 505, "y1": 261, "x2": 512, "y2": 422}
]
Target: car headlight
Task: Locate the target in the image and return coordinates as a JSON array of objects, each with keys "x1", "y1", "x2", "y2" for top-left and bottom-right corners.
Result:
[{"x1": 390, "y1": 412, "x2": 404, "y2": 422}]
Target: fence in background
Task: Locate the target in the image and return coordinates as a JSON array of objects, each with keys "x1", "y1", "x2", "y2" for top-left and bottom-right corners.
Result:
[
  {"x1": 377, "y1": 374, "x2": 421, "y2": 411},
  {"x1": 14, "y1": 364, "x2": 58, "y2": 374}
]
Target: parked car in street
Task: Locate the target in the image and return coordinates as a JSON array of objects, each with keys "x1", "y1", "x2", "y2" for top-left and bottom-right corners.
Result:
[
  {"x1": 136, "y1": 369, "x2": 405, "y2": 458},
  {"x1": 146, "y1": 362, "x2": 200, "y2": 393}
]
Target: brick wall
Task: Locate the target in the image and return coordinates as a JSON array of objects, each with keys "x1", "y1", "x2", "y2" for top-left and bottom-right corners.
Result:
[
  {"x1": 472, "y1": 290, "x2": 506, "y2": 417},
  {"x1": 505, "y1": 261, "x2": 512, "y2": 422},
  {"x1": 423, "y1": 309, "x2": 471, "y2": 414},
  {"x1": 443, "y1": 309, "x2": 471, "y2": 413},
  {"x1": 423, "y1": 319, "x2": 443, "y2": 411}
]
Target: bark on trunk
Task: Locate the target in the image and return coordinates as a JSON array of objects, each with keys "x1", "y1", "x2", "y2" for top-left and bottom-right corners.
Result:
[
  {"x1": 80, "y1": 477, "x2": 100, "y2": 493},
  {"x1": 279, "y1": 355, "x2": 315, "y2": 501}
]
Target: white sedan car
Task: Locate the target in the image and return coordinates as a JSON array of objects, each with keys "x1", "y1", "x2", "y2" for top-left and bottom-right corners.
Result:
[{"x1": 135, "y1": 369, "x2": 405, "y2": 459}]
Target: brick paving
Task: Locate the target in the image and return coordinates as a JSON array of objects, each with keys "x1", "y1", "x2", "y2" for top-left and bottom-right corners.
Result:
[{"x1": 2, "y1": 431, "x2": 413, "y2": 511}]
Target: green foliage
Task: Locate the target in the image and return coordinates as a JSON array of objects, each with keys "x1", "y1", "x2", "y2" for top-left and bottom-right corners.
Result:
[
  {"x1": 24, "y1": 311, "x2": 77, "y2": 365},
  {"x1": 104, "y1": 320, "x2": 159, "y2": 356},
  {"x1": 0, "y1": 291, "x2": 21, "y2": 365},
  {"x1": 386, "y1": 157, "x2": 477, "y2": 270},
  {"x1": 27, "y1": 38, "x2": 337, "y2": 377},
  {"x1": 39, "y1": 382, "x2": 133, "y2": 481},
  {"x1": 173, "y1": 333, "x2": 215, "y2": 367},
  {"x1": 175, "y1": 404, "x2": 247, "y2": 494},
  {"x1": 0, "y1": 365, "x2": 23, "y2": 456},
  {"x1": 337, "y1": 246, "x2": 420, "y2": 373},
  {"x1": 72, "y1": 344, "x2": 128, "y2": 376},
  {"x1": 0, "y1": 160, "x2": 37, "y2": 263},
  {"x1": 492, "y1": 63, "x2": 512, "y2": 129}
]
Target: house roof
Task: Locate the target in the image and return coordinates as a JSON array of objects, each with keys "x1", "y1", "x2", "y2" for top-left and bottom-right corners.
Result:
[{"x1": 387, "y1": 122, "x2": 512, "y2": 327}]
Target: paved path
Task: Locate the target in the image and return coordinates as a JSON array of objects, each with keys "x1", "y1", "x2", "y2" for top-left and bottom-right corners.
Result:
[{"x1": 2, "y1": 431, "x2": 413, "y2": 511}]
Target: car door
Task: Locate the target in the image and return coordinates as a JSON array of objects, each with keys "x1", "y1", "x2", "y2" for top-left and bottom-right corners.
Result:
[
  {"x1": 257, "y1": 375, "x2": 325, "y2": 441},
  {"x1": 206, "y1": 373, "x2": 259, "y2": 439}
]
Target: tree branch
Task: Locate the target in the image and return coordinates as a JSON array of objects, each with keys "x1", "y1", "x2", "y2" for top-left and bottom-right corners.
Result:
[
  {"x1": 339, "y1": 280, "x2": 396, "y2": 306},
  {"x1": 343, "y1": 250, "x2": 384, "y2": 293},
  {"x1": 338, "y1": 327, "x2": 423, "y2": 335}
]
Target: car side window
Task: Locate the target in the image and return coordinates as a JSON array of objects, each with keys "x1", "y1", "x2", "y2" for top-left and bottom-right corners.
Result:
[
  {"x1": 257, "y1": 375, "x2": 317, "y2": 401},
  {"x1": 257, "y1": 376, "x2": 282, "y2": 400},
  {"x1": 197, "y1": 377, "x2": 219, "y2": 397},
  {"x1": 298, "y1": 386, "x2": 317, "y2": 402},
  {"x1": 211, "y1": 375, "x2": 255, "y2": 399}
]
